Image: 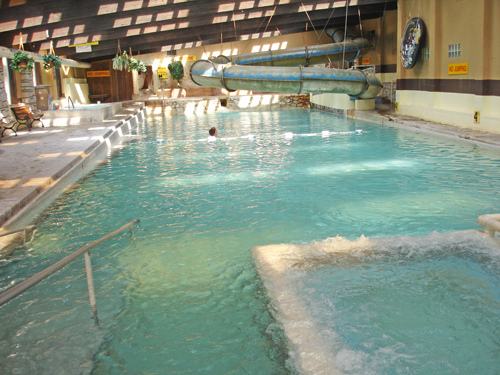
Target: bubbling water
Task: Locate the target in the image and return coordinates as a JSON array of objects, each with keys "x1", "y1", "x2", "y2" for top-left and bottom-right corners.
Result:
[{"x1": 252, "y1": 230, "x2": 500, "y2": 375}]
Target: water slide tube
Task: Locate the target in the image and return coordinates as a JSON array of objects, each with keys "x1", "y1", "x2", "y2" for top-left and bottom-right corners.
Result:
[{"x1": 190, "y1": 37, "x2": 383, "y2": 99}]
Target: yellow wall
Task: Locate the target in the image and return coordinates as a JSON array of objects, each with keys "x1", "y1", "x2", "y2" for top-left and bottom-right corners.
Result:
[{"x1": 397, "y1": 0, "x2": 500, "y2": 134}]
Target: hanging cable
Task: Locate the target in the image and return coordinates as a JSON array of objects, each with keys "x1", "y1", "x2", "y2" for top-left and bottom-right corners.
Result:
[
  {"x1": 408, "y1": 0, "x2": 416, "y2": 19},
  {"x1": 314, "y1": 6, "x2": 337, "y2": 68},
  {"x1": 302, "y1": 22, "x2": 308, "y2": 47},
  {"x1": 375, "y1": 0, "x2": 388, "y2": 52},
  {"x1": 263, "y1": 6, "x2": 277, "y2": 34},
  {"x1": 233, "y1": 13, "x2": 238, "y2": 43},
  {"x1": 220, "y1": 24, "x2": 223, "y2": 55},
  {"x1": 301, "y1": 3, "x2": 322, "y2": 44},
  {"x1": 300, "y1": 3, "x2": 333, "y2": 66},
  {"x1": 342, "y1": 0, "x2": 350, "y2": 67},
  {"x1": 240, "y1": 9, "x2": 271, "y2": 55},
  {"x1": 19, "y1": 32, "x2": 24, "y2": 50},
  {"x1": 193, "y1": 26, "x2": 208, "y2": 58},
  {"x1": 316, "y1": 7, "x2": 336, "y2": 45},
  {"x1": 357, "y1": 5, "x2": 363, "y2": 40}
]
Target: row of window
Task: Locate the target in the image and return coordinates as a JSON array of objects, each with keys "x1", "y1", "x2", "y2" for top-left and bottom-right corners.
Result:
[{"x1": 419, "y1": 44, "x2": 461, "y2": 60}]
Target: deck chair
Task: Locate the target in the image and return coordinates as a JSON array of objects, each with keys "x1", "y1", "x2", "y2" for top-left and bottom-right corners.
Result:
[
  {"x1": 0, "y1": 112, "x2": 16, "y2": 140},
  {"x1": 6, "y1": 104, "x2": 44, "y2": 136}
]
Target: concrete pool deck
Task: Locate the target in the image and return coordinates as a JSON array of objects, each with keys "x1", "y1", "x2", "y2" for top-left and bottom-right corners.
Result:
[
  {"x1": 353, "y1": 106, "x2": 500, "y2": 150},
  {"x1": 1, "y1": 100, "x2": 499, "y2": 246},
  {"x1": 0, "y1": 102, "x2": 147, "y2": 233}
]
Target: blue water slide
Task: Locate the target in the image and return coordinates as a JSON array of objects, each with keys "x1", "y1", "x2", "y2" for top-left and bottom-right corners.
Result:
[
  {"x1": 214, "y1": 37, "x2": 371, "y2": 67},
  {"x1": 190, "y1": 38, "x2": 382, "y2": 99}
]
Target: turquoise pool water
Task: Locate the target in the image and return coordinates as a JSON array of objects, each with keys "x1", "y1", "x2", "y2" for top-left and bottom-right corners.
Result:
[
  {"x1": 300, "y1": 233, "x2": 500, "y2": 374},
  {"x1": 1, "y1": 110, "x2": 499, "y2": 374}
]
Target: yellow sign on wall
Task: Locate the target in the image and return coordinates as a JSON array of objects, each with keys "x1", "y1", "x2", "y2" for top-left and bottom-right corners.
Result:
[
  {"x1": 158, "y1": 67, "x2": 168, "y2": 79},
  {"x1": 448, "y1": 63, "x2": 468, "y2": 75},
  {"x1": 176, "y1": 56, "x2": 197, "y2": 62},
  {"x1": 362, "y1": 57, "x2": 370, "y2": 65},
  {"x1": 474, "y1": 111, "x2": 480, "y2": 123},
  {"x1": 69, "y1": 41, "x2": 99, "y2": 48},
  {"x1": 87, "y1": 70, "x2": 110, "y2": 77}
]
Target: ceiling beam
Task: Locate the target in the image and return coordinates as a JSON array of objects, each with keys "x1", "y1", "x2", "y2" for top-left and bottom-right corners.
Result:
[
  {"x1": 0, "y1": 0, "x2": 395, "y2": 48},
  {"x1": 0, "y1": 0, "x2": 397, "y2": 61},
  {"x1": 61, "y1": 15, "x2": 369, "y2": 61}
]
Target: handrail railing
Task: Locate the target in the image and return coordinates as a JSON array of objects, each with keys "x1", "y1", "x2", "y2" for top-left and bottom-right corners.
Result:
[
  {"x1": 0, "y1": 219, "x2": 140, "y2": 324},
  {"x1": 478, "y1": 214, "x2": 500, "y2": 237},
  {"x1": 0, "y1": 225, "x2": 36, "y2": 244}
]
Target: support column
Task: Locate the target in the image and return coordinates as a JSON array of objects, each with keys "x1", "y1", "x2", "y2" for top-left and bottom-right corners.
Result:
[
  {"x1": 0, "y1": 63, "x2": 9, "y2": 117},
  {"x1": 20, "y1": 71, "x2": 36, "y2": 110}
]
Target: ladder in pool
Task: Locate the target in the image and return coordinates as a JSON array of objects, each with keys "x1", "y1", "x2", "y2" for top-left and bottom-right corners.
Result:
[
  {"x1": 0, "y1": 219, "x2": 140, "y2": 325},
  {"x1": 478, "y1": 214, "x2": 500, "y2": 237},
  {"x1": 0, "y1": 225, "x2": 36, "y2": 244}
]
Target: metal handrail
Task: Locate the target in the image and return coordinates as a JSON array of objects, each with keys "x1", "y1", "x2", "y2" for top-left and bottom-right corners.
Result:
[
  {"x1": 478, "y1": 214, "x2": 500, "y2": 236},
  {"x1": 0, "y1": 219, "x2": 140, "y2": 324}
]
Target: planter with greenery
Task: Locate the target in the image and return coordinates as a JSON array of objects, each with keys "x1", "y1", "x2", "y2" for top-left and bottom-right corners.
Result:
[
  {"x1": 112, "y1": 52, "x2": 130, "y2": 70},
  {"x1": 128, "y1": 58, "x2": 147, "y2": 73},
  {"x1": 9, "y1": 50, "x2": 35, "y2": 72},
  {"x1": 168, "y1": 61, "x2": 184, "y2": 87},
  {"x1": 42, "y1": 53, "x2": 61, "y2": 70}
]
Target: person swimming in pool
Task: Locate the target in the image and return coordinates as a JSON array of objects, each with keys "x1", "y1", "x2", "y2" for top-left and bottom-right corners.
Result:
[{"x1": 208, "y1": 127, "x2": 217, "y2": 142}]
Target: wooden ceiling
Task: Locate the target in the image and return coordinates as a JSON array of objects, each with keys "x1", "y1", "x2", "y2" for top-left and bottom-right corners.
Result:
[{"x1": 0, "y1": 0, "x2": 397, "y2": 62}]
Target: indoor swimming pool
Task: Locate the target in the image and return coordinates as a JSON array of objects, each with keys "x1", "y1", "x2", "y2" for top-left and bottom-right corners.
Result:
[{"x1": 0, "y1": 109, "x2": 499, "y2": 374}]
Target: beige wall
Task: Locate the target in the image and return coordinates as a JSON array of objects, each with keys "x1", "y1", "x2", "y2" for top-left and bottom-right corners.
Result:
[
  {"x1": 358, "y1": 10, "x2": 398, "y2": 71},
  {"x1": 397, "y1": 0, "x2": 500, "y2": 80}
]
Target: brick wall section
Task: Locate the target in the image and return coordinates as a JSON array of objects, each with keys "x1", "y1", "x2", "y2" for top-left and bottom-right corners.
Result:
[
  {"x1": 0, "y1": 64, "x2": 10, "y2": 117},
  {"x1": 20, "y1": 71, "x2": 36, "y2": 110},
  {"x1": 147, "y1": 94, "x2": 310, "y2": 115},
  {"x1": 310, "y1": 103, "x2": 346, "y2": 116}
]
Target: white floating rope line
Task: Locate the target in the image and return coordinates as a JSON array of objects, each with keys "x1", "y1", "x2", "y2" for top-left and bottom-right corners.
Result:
[
  {"x1": 155, "y1": 130, "x2": 363, "y2": 144},
  {"x1": 284, "y1": 129, "x2": 364, "y2": 138},
  {"x1": 156, "y1": 134, "x2": 256, "y2": 144}
]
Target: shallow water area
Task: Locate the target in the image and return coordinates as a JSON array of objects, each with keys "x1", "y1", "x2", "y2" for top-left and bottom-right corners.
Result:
[{"x1": 1, "y1": 110, "x2": 500, "y2": 374}]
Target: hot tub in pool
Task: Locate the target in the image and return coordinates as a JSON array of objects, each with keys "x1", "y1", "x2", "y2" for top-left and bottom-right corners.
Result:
[
  {"x1": 252, "y1": 230, "x2": 500, "y2": 374},
  {"x1": 42, "y1": 102, "x2": 122, "y2": 125}
]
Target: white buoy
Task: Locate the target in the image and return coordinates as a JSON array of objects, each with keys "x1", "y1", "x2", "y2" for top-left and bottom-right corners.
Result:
[
  {"x1": 284, "y1": 132, "x2": 293, "y2": 139},
  {"x1": 157, "y1": 139, "x2": 166, "y2": 144},
  {"x1": 355, "y1": 129, "x2": 363, "y2": 134},
  {"x1": 207, "y1": 136, "x2": 217, "y2": 142},
  {"x1": 321, "y1": 130, "x2": 330, "y2": 138}
]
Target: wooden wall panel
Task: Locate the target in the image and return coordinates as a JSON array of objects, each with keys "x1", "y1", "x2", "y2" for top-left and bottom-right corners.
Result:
[{"x1": 87, "y1": 60, "x2": 132, "y2": 103}]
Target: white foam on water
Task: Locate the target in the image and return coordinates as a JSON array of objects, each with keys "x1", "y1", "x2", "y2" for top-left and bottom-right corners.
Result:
[
  {"x1": 251, "y1": 230, "x2": 500, "y2": 375},
  {"x1": 155, "y1": 131, "x2": 365, "y2": 146}
]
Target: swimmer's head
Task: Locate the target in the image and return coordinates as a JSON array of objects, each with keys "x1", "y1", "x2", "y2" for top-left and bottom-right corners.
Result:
[{"x1": 209, "y1": 127, "x2": 217, "y2": 136}]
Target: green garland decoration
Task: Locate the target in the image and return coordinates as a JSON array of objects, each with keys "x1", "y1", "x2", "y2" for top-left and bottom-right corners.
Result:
[
  {"x1": 42, "y1": 53, "x2": 62, "y2": 70},
  {"x1": 10, "y1": 50, "x2": 35, "y2": 72}
]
